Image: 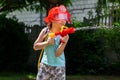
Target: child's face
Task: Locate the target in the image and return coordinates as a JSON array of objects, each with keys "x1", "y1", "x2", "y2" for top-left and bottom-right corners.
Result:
[
  {"x1": 52, "y1": 13, "x2": 67, "y2": 29},
  {"x1": 52, "y1": 19, "x2": 66, "y2": 29}
]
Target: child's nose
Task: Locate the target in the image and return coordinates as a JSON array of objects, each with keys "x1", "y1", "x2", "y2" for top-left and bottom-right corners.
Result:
[{"x1": 61, "y1": 20, "x2": 66, "y2": 23}]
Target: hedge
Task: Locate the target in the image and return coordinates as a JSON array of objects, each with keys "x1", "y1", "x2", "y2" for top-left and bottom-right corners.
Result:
[
  {"x1": 65, "y1": 21, "x2": 120, "y2": 75},
  {"x1": 0, "y1": 14, "x2": 31, "y2": 72}
]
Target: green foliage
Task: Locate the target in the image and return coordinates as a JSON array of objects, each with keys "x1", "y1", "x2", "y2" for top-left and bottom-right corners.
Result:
[
  {"x1": 71, "y1": 17, "x2": 82, "y2": 27},
  {"x1": 38, "y1": 0, "x2": 72, "y2": 11},
  {"x1": 0, "y1": 0, "x2": 33, "y2": 12},
  {"x1": 0, "y1": 0, "x2": 72, "y2": 13},
  {"x1": 0, "y1": 14, "x2": 31, "y2": 72},
  {"x1": 65, "y1": 20, "x2": 120, "y2": 75}
]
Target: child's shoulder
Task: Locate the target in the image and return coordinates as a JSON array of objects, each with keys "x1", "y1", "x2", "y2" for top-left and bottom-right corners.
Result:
[{"x1": 41, "y1": 26, "x2": 49, "y2": 33}]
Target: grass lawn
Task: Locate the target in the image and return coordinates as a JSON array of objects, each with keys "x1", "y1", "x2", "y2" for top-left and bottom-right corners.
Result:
[
  {"x1": 67, "y1": 75, "x2": 120, "y2": 80},
  {"x1": 0, "y1": 72, "x2": 120, "y2": 80},
  {"x1": 0, "y1": 73, "x2": 27, "y2": 80}
]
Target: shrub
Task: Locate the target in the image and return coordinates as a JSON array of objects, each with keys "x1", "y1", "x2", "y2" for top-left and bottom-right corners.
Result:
[
  {"x1": 0, "y1": 14, "x2": 31, "y2": 72},
  {"x1": 65, "y1": 20, "x2": 120, "y2": 75}
]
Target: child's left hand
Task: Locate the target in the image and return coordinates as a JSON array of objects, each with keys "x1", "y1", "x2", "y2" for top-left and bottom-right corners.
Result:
[{"x1": 60, "y1": 35, "x2": 69, "y2": 44}]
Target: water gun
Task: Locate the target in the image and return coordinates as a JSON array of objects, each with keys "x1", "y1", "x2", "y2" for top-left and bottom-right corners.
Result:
[
  {"x1": 48, "y1": 26, "x2": 75, "y2": 38},
  {"x1": 48, "y1": 25, "x2": 104, "y2": 38}
]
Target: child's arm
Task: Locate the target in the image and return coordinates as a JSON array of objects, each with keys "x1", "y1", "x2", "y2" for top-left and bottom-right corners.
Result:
[
  {"x1": 33, "y1": 28, "x2": 54, "y2": 50},
  {"x1": 55, "y1": 35, "x2": 69, "y2": 57}
]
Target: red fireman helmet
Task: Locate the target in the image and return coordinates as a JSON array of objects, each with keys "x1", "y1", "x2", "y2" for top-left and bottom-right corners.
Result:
[{"x1": 44, "y1": 5, "x2": 71, "y2": 24}]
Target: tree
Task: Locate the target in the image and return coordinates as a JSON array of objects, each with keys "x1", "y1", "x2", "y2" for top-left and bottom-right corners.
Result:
[{"x1": 0, "y1": 0, "x2": 72, "y2": 14}]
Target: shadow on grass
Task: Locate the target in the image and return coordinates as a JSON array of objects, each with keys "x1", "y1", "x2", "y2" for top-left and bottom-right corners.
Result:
[
  {"x1": 66, "y1": 75, "x2": 120, "y2": 80},
  {"x1": 0, "y1": 72, "x2": 120, "y2": 80},
  {"x1": 26, "y1": 75, "x2": 120, "y2": 80}
]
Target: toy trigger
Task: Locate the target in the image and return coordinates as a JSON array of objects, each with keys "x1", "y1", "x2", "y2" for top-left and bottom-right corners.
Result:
[{"x1": 60, "y1": 26, "x2": 68, "y2": 32}]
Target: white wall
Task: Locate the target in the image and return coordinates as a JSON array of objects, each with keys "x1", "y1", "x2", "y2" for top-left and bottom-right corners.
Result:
[
  {"x1": 6, "y1": 9, "x2": 46, "y2": 26},
  {"x1": 68, "y1": 0, "x2": 98, "y2": 21},
  {"x1": 6, "y1": 0, "x2": 98, "y2": 26}
]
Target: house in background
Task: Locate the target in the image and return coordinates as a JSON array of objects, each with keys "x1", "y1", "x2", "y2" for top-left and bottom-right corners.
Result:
[
  {"x1": 68, "y1": 0, "x2": 98, "y2": 21},
  {"x1": 6, "y1": 0, "x2": 119, "y2": 27},
  {"x1": 6, "y1": 0, "x2": 107, "y2": 26},
  {"x1": 6, "y1": 9, "x2": 45, "y2": 26}
]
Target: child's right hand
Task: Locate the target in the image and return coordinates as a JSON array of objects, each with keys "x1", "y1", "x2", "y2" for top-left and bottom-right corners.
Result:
[{"x1": 47, "y1": 38, "x2": 55, "y2": 45}]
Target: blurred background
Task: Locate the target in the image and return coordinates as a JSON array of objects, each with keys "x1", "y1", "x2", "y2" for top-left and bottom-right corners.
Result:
[{"x1": 0, "y1": 0, "x2": 120, "y2": 80}]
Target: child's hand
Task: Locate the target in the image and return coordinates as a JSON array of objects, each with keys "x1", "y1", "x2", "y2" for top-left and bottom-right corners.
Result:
[
  {"x1": 61, "y1": 35, "x2": 69, "y2": 44},
  {"x1": 47, "y1": 38, "x2": 55, "y2": 45}
]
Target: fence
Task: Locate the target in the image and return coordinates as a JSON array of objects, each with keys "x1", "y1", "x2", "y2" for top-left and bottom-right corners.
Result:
[{"x1": 69, "y1": 6, "x2": 120, "y2": 27}]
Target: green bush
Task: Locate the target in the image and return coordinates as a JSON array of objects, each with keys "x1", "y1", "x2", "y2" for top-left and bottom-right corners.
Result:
[
  {"x1": 65, "y1": 21, "x2": 120, "y2": 75},
  {"x1": 0, "y1": 14, "x2": 31, "y2": 72}
]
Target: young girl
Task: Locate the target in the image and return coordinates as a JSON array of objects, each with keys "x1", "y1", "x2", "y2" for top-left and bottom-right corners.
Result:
[{"x1": 33, "y1": 5, "x2": 71, "y2": 80}]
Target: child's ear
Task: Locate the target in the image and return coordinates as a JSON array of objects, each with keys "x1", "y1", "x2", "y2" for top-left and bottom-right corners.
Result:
[
  {"x1": 51, "y1": 20, "x2": 54, "y2": 22},
  {"x1": 51, "y1": 20, "x2": 58, "y2": 23}
]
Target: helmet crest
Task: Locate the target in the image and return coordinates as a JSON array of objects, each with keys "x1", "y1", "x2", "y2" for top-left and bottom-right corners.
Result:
[{"x1": 44, "y1": 5, "x2": 71, "y2": 24}]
